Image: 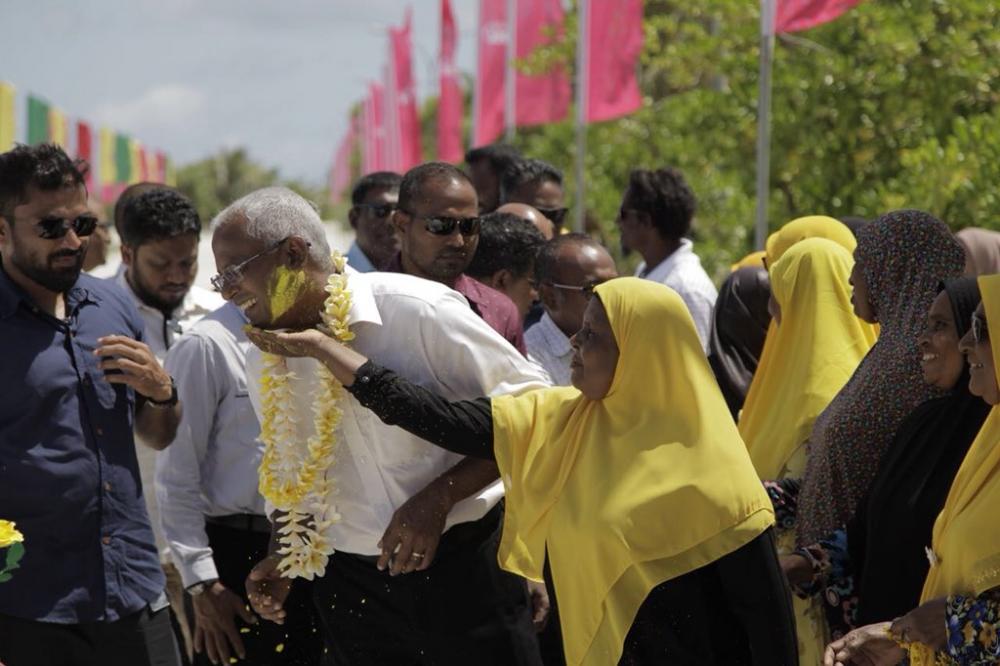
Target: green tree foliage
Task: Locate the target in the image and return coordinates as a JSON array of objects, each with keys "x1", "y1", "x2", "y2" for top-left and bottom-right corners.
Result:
[
  {"x1": 489, "y1": 0, "x2": 1000, "y2": 279},
  {"x1": 176, "y1": 148, "x2": 334, "y2": 225}
]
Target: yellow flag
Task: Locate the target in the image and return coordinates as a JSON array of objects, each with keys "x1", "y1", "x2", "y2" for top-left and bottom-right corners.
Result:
[
  {"x1": 48, "y1": 108, "x2": 68, "y2": 148},
  {"x1": 0, "y1": 82, "x2": 15, "y2": 151},
  {"x1": 128, "y1": 138, "x2": 141, "y2": 184},
  {"x1": 99, "y1": 128, "x2": 115, "y2": 187}
]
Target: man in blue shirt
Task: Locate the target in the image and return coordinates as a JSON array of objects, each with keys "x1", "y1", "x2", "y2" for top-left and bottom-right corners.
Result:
[
  {"x1": 345, "y1": 171, "x2": 401, "y2": 273},
  {"x1": 0, "y1": 144, "x2": 182, "y2": 666}
]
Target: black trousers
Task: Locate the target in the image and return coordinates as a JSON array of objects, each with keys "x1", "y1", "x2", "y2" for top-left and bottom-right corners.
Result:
[
  {"x1": 190, "y1": 521, "x2": 323, "y2": 666},
  {"x1": 312, "y1": 505, "x2": 542, "y2": 666},
  {"x1": 620, "y1": 527, "x2": 798, "y2": 665},
  {"x1": 0, "y1": 604, "x2": 180, "y2": 666}
]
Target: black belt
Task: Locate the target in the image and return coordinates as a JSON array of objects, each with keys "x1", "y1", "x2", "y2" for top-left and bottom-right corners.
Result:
[{"x1": 205, "y1": 513, "x2": 272, "y2": 534}]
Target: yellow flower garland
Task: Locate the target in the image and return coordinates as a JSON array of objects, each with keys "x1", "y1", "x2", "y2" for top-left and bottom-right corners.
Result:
[{"x1": 258, "y1": 253, "x2": 355, "y2": 579}]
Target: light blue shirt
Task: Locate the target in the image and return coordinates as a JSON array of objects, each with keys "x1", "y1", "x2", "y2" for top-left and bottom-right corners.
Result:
[{"x1": 346, "y1": 241, "x2": 377, "y2": 273}]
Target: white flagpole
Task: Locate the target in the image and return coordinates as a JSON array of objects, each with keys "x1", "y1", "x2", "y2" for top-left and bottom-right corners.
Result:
[
  {"x1": 755, "y1": 0, "x2": 776, "y2": 250},
  {"x1": 505, "y1": 0, "x2": 516, "y2": 141},
  {"x1": 573, "y1": 0, "x2": 589, "y2": 233}
]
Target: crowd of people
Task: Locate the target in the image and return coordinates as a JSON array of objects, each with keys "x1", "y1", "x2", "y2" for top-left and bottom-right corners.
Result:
[{"x1": 0, "y1": 139, "x2": 998, "y2": 666}]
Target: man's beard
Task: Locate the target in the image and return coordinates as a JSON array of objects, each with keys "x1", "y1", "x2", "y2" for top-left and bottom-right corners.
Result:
[
  {"x1": 128, "y1": 268, "x2": 186, "y2": 315},
  {"x1": 11, "y1": 245, "x2": 86, "y2": 293}
]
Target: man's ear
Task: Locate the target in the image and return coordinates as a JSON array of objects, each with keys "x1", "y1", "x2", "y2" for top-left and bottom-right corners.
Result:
[
  {"x1": 284, "y1": 236, "x2": 311, "y2": 269},
  {"x1": 0, "y1": 217, "x2": 9, "y2": 246},
  {"x1": 391, "y1": 209, "x2": 409, "y2": 235},
  {"x1": 120, "y1": 244, "x2": 135, "y2": 268},
  {"x1": 489, "y1": 269, "x2": 512, "y2": 292},
  {"x1": 539, "y1": 281, "x2": 558, "y2": 311},
  {"x1": 347, "y1": 206, "x2": 359, "y2": 230}
]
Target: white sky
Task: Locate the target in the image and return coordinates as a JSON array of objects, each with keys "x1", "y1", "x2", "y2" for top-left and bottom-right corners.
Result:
[{"x1": 3, "y1": 0, "x2": 480, "y2": 185}]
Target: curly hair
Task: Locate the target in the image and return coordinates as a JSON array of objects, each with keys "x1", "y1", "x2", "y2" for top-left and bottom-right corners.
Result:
[
  {"x1": 626, "y1": 168, "x2": 697, "y2": 240},
  {"x1": 120, "y1": 187, "x2": 201, "y2": 247}
]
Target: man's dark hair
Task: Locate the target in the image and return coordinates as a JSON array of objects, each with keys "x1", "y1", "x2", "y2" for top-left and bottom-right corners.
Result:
[
  {"x1": 398, "y1": 162, "x2": 473, "y2": 213},
  {"x1": 0, "y1": 143, "x2": 88, "y2": 221},
  {"x1": 625, "y1": 167, "x2": 697, "y2": 240},
  {"x1": 120, "y1": 187, "x2": 201, "y2": 247},
  {"x1": 113, "y1": 182, "x2": 170, "y2": 236},
  {"x1": 535, "y1": 233, "x2": 608, "y2": 284},
  {"x1": 499, "y1": 158, "x2": 563, "y2": 204},
  {"x1": 351, "y1": 171, "x2": 402, "y2": 206},
  {"x1": 464, "y1": 143, "x2": 520, "y2": 174},
  {"x1": 467, "y1": 212, "x2": 546, "y2": 280}
]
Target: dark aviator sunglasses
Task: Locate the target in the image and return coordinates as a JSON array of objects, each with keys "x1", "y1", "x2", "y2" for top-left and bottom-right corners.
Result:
[{"x1": 34, "y1": 214, "x2": 100, "y2": 240}]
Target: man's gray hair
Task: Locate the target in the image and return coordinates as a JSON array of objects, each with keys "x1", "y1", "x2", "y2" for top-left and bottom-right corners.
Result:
[{"x1": 211, "y1": 187, "x2": 332, "y2": 268}]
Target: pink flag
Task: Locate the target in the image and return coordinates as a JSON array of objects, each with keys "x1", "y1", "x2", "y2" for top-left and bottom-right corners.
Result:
[
  {"x1": 776, "y1": 0, "x2": 861, "y2": 33},
  {"x1": 389, "y1": 9, "x2": 422, "y2": 172},
  {"x1": 363, "y1": 82, "x2": 386, "y2": 173},
  {"x1": 75, "y1": 121, "x2": 94, "y2": 192},
  {"x1": 473, "y1": 0, "x2": 508, "y2": 146},
  {"x1": 438, "y1": 0, "x2": 464, "y2": 162},
  {"x1": 515, "y1": 0, "x2": 570, "y2": 126},
  {"x1": 138, "y1": 145, "x2": 150, "y2": 181},
  {"x1": 156, "y1": 152, "x2": 168, "y2": 184},
  {"x1": 585, "y1": 0, "x2": 643, "y2": 123},
  {"x1": 330, "y1": 121, "x2": 356, "y2": 203}
]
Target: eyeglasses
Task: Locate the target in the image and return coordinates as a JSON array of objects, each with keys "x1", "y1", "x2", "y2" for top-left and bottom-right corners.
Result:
[
  {"x1": 210, "y1": 236, "x2": 291, "y2": 293},
  {"x1": 402, "y1": 211, "x2": 481, "y2": 236},
  {"x1": 972, "y1": 311, "x2": 989, "y2": 345},
  {"x1": 354, "y1": 202, "x2": 396, "y2": 219},
  {"x1": 34, "y1": 214, "x2": 99, "y2": 240},
  {"x1": 546, "y1": 280, "x2": 606, "y2": 299},
  {"x1": 536, "y1": 207, "x2": 569, "y2": 227}
]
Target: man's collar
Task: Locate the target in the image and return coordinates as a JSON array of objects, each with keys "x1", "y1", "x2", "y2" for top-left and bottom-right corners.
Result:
[
  {"x1": 343, "y1": 267, "x2": 382, "y2": 327},
  {"x1": 538, "y1": 311, "x2": 572, "y2": 355},
  {"x1": 0, "y1": 263, "x2": 98, "y2": 320}
]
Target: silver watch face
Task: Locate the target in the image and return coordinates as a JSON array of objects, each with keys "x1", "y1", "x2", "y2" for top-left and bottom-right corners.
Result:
[{"x1": 188, "y1": 582, "x2": 207, "y2": 596}]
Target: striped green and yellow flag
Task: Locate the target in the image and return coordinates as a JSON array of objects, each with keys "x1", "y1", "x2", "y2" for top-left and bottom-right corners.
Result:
[
  {"x1": 0, "y1": 82, "x2": 15, "y2": 151},
  {"x1": 114, "y1": 134, "x2": 131, "y2": 183},
  {"x1": 99, "y1": 128, "x2": 116, "y2": 187},
  {"x1": 48, "y1": 108, "x2": 68, "y2": 148},
  {"x1": 27, "y1": 95, "x2": 50, "y2": 145}
]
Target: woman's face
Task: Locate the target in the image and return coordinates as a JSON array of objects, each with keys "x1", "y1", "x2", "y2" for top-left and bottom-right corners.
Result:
[
  {"x1": 569, "y1": 298, "x2": 620, "y2": 400},
  {"x1": 849, "y1": 258, "x2": 877, "y2": 323},
  {"x1": 917, "y1": 291, "x2": 966, "y2": 390},
  {"x1": 958, "y1": 302, "x2": 999, "y2": 405}
]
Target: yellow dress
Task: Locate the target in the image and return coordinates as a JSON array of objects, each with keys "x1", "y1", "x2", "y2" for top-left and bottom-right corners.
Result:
[
  {"x1": 739, "y1": 238, "x2": 877, "y2": 665},
  {"x1": 491, "y1": 277, "x2": 775, "y2": 666}
]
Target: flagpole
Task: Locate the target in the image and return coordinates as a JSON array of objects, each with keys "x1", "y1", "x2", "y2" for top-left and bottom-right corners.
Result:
[
  {"x1": 573, "y1": 0, "x2": 589, "y2": 233},
  {"x1": 755, "y1": 0, "x2": 776, "y2": 250},
  {"x1": 504, "y1": 0, "x2": 516, "y2": 142}
]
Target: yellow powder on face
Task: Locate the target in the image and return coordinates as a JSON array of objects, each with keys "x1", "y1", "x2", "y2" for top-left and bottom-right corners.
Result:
[{"x1": 267, "y1": 266, "x2": 307, "y2": 321}]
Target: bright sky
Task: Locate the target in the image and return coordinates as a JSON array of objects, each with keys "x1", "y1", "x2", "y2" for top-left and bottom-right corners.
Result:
[{"x1": 3, "y1": 0, "x2": 479, "y2": 185}]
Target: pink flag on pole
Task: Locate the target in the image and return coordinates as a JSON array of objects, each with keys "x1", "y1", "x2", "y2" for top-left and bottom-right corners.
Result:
[
  {"x1": 515, "y1": 0, "x2": 570, "y2": 126},
  {"x1": 585, "y1": 0, "x2": 643, "y2": 123},
  {"x1": 473, "y1": 0, "x2": 508, "y2": 146},
  {"x1": 776, "y1": 0, "x2": 862, "y2": 33},
  {"x1": 155, "y1": 152, "x2": 167, "y2": 184},
  {"x1": 438, "y1": 0, "x2": 464, "y2": 163},
  {"x1": 389, "y1": 9, "x2": 422, "y2": 172},
  {"x1": 364, "y1": 82, "x2": 386, "y2": 173},
  {"x1": 330, "y1": 123, "x2": 356, "y2": 203}
]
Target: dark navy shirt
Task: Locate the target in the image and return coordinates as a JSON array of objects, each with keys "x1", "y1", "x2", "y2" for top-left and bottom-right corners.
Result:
[{"x1": 0, "y1": 265, "x2": 164, "y2": 623}]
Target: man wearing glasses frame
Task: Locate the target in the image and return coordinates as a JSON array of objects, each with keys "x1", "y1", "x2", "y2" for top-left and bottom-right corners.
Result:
[{"x1": 345, "y1": 171, "x2": 402, "y2": 273}]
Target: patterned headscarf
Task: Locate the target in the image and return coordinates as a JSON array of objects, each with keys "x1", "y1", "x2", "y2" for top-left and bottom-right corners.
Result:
[{"x1": 796, "y1": 210, "x2": 966, "y2": 545}]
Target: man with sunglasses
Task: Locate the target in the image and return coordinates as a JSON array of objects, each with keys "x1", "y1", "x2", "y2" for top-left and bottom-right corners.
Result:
[
  {"x1": 345, "y1": 171, "x2": 402, "y2": 272},
  {"x1": 388, "y1": 162, "x2": 527, "y2": 355},
  {"x1": 0, "y1": 144, "x2": 182, "y2": 665},
  {"x1": 498, "y1": 158, "x2": 569, "y2": 234}
]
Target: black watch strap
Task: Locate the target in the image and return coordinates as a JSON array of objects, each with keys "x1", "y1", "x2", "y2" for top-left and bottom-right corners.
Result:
[{"x1": 147, "y1": 377, "x2": 178, "y2": 407}]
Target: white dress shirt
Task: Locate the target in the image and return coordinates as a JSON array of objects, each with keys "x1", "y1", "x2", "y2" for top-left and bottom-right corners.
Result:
[
  {"x1": 156, "y1": 303, "x2": 266, "y2": 588},
  {"x1": 525, "y1": 312, "x2": 574, "y2": 387},
  {"x1": 635, "y1": 238, "x2": 718, "y2": 352},
  {"x1": 246, "y1": 271, "x2": 550, "y2": 556},
  {"x1": 111, "y1": 269, "x2": 225, "y2": 551}
]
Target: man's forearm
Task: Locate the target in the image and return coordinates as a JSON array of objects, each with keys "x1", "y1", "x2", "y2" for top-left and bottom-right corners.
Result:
[{"x1": 135, "y1": 400, "x2": 182, "y2": 450}]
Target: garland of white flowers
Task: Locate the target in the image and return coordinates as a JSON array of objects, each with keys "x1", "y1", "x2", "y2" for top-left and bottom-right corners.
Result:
[{"x1": 258, "y1": 253, "x2": 354, "y2": 580}]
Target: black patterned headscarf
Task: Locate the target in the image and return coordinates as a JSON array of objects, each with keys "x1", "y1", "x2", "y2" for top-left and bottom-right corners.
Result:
[{"x1": 797, "y1": 210, "x2": 966, "y2": 545}]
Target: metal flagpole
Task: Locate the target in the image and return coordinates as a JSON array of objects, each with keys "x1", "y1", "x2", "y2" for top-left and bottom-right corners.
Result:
[
  {"x1": 573, "y1": 0, "x2": 589, "y2": 233},
  {"x1": 754, "y1": 0, "x2": 776, "y2": 250},
  {"x1": 504, "y1": 0, "x2": 516, "y2": 141}
]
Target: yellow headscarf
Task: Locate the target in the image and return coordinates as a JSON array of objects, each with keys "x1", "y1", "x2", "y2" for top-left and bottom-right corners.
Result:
[
  {"x1": 912, "y1": 274, "x2": 1000, "y2": 665},
  {"x1": 739, "y1": 238, "x2": 878, "y2": 480},
  {"x1": 491, "y1": 277, "x2": 774, "y2": 666},
  {"x1": 766, "y1": 215, "x2": 857, "y2": 264},
  {"x1": 731, "y1": 250, "x2": 767, "y2": 272}
]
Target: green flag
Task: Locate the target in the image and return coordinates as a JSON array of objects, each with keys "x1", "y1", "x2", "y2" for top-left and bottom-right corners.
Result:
[
  {"x1": 114, "y1": 134, "x2": 131, "y2": 183},
  {"x1": 27, "y1": 95, "x2": 49, "y2": 145}
]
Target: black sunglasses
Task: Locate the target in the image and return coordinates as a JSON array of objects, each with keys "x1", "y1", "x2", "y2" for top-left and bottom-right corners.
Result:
[
  {"x1": 401, "y1": 211, "x2": 480, "y2": 237},
  {"x1": 537, "y1": 207, "x2": 569, "y2": 227},
  {"x1": 36, "y1": 214, "x2": 99, "y2": 240},
  {"x1": 972, "y1": 311, "x2": 989, "y2": 345},
  {"x1": 355, "y1": 202, "x2": 395, "y2": 219}
]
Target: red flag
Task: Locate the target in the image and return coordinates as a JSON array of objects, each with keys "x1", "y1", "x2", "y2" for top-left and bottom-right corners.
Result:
[
  {"x1": 473, "y1": 0, "x2": 508, "y2": 146},
  {"x1": 364, "y1": 82, "x2": 386, "y2": 173},
  {"x1": 515, "y1": 0, "x2": 570, "y2": 126},
  {"x1": 585, "y1": 0, "x2": 643, "y2": 123},
  {"x1": 776, "y1": 0, "x2": 861, "y2": 33},
  {"x1": 156, "y1": 152, "x2": 168, "y2": 184},
  {"x1": 75, "y1": 120, "x2": 93, "y2": 192},
  {"x1": 137, "y1": 145, "x2": 149, "y2": 181},
  {"x1": 438, "y1": 0, "x2": 464, "y2": 163},
  {"x1": 389, "y1": 9, "x2": 422, "y2": 172}
]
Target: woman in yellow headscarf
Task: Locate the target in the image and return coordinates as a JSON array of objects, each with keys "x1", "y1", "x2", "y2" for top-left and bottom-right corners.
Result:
[
  {"x1": 765, "y1": 215, "x2": 857, "y2": 265},
  {"x1": 822, "y1": 274, "x2": 1000, "y2": 665},
  {"x1": 248, "y1": 277, "x2": 798, "y2": 665}
]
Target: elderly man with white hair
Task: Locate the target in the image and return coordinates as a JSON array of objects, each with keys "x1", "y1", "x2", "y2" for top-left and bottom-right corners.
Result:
[{"x1": 203, "y1": 187, "x2": 549, "y2": 665}]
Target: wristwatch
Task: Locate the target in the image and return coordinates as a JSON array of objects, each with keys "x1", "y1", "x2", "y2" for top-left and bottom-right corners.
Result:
[
  {"x1": 147, "y1": 377, "x2": 178, "y2": 408},
  {"x1": 187, "y1": 579, "x2": 216, "y2": 596}
]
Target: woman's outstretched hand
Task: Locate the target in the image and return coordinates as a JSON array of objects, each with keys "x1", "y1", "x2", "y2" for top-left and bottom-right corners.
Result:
[
  {"x1": 823, "y1": 622, "x2": 906, "y2": 666},
  {"x1": 245, "y1": 327, "x2": 331, "y2": 359}
]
